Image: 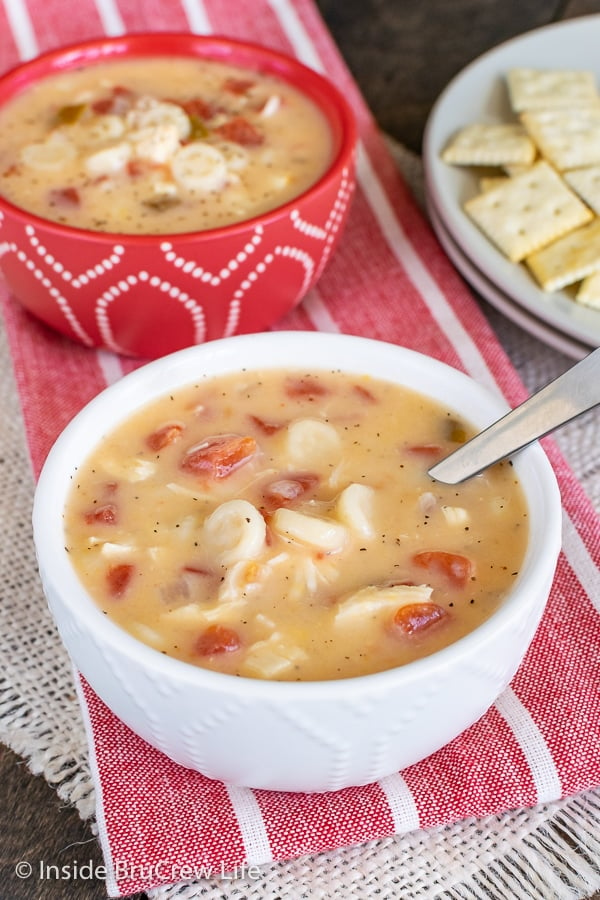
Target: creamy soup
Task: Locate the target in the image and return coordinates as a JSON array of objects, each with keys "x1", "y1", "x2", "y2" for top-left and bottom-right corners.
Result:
[
  {"x1": 64, "y1": 369, "x2": 529, "y2": 681},
  {"x1": 0, "y1": 57, "x2": 333, "y2": 234}
]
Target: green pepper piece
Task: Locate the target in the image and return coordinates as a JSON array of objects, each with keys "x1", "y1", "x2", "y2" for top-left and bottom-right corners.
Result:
[
  {"x1": 187, "y1": 114, "x2": 209, "y2": 141},
  {"x1": 54, "y1": 103, "x2": 87, "y2": 125},
  {"x1": 448, "y1": 420, "x2": 468, "y2": 443}
]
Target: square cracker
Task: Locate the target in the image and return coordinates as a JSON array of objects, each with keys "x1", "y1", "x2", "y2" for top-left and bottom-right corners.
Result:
[
  {"x1": 441, "y1": 123, "x2": 536, "y2": 166},
  {"x1": 576, "y1": 270, "x2": 600, "y2": 308},
  {"x1": 520, "y1": 107, "x2": 600, "y2": 170},
  {"x1": 563, "y1": 166, "x2": 600, "y2": 215},
  {"x1": 525, "y1": 216, "x2": 600, "y2": 291},
  {"x1": 479, "y1": 175, "x2": 510, "y2": 193},
  {"x1": 503, "y1": 162, "x2": 536, "y2": 176},
  {"x1": 464, "y1": 160, "x2": 593, "y2": 262},
  {"x1": 507, "y1": 68, "x2": 599, "y2": 112}
]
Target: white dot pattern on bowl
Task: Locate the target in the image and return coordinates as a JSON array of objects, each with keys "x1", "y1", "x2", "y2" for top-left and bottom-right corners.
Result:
[
  {"x1": 160, "y1": 226, "x2": 263, "y2": 287},
  {"x1": 3, "y1": 233, "x2": 94, "y2": 345},
  {"x1": 0, "y1": 167, "x2": 354, "y2": 355},
  {"x1": 96, "y1": 271, "x2": 208, "y2": 350}
]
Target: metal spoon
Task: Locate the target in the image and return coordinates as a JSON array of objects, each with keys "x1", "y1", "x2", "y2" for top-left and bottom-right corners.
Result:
[{"x1": 428, "y1": 347, "x2": 600, "y2": 484}]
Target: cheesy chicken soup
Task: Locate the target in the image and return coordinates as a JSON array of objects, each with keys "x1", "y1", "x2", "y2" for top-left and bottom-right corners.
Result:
[
  {"x1": 64, "y1": 369, "x2": 529, "y2": 681},
  {"x1": 0, "y1": 57, "x2": 333, "y2": 234}
]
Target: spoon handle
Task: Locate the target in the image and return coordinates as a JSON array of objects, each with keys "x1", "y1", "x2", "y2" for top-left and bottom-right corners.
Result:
[{"x1": 428, "y1": 347, "x2": 600, "y2": 485}]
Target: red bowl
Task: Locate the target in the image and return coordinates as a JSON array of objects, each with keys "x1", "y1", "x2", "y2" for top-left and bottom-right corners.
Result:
[{"x1": 0, "y1": 33, "x2": 356, "y2": 358}]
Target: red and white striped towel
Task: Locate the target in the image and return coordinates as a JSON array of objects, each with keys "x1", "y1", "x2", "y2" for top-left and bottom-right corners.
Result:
[{"x1": 1, "y1": 1, "x2": 599, "y2": 897}]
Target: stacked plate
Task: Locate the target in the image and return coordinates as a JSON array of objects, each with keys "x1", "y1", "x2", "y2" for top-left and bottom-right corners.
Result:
[{"x1": 423, "y1": 15, "x2": 600, "y2": 361}]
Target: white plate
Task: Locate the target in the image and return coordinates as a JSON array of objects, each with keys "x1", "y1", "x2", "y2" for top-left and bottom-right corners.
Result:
[
  {"x1": 426, "y1": 192, "x2": 592, "y2": 361},
  {"x1": 423, "y1": 14, "x2": 600, "y2": 350}
]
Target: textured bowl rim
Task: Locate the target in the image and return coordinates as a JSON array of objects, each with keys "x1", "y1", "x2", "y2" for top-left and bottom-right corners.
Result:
[
  {"x1": 32, "y1": 332, "x2": 563, "y2": 698},
  {"x1": 0, "y1": 32, "x2": 357, "y2": 241}
]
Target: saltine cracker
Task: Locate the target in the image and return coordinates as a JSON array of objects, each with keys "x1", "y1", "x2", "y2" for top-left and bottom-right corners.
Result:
[
  {"x1": 507, "y1": 68, "x2": 599, "y2": 112},
  {"x1": 576, "y1": 270, "x2": 600, "y2": 308},
  {"x1": 563, "y1": 166, "x2": 600, "y2": 216},
  {"x1": 520, "y1": 107, "x2": 600, "y2": 170},
  {"x1": 464, "y1": 160, "x2": 593, "y2": 263},
  {"x1": 441, "y1": 123, "x2": 536, "y2": 166},
  {"x1": 526, "y1": 216, "x2": 600, "y2": 291}
]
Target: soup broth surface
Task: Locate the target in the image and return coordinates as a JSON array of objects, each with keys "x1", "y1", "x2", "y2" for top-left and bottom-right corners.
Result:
[
  {"x1": 64, "y1": 369, "x2": 529, "y2": 681},
  {"x1": 0, "y1": 56, "x2": 333, "y2": 233}
]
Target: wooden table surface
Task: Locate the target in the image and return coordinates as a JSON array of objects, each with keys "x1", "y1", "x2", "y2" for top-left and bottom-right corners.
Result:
[{"x1": 2, "y1": 1, "x2": 599, "y2": 898}]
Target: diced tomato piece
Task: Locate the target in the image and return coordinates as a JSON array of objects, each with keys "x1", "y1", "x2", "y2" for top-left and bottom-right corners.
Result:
[
  {"x1": 106, "y1": 563, "x2": 135, "y2": 598},
  {"x1": 175, "y1": 97, "x2": 216, "y2": 120},
  {"x1": 146, "y1": 423, "x2": 184, "y2": 451},
  {"x1": 182, "y1": 565, "x2": 213, "y2": 576},
  {"x1": 84, "y1": 503, "x2": 117, "y2": 525},
  {"x1": 214, "y1": 116, "x2": 264, "y2": 146},
  {"x1": 353, "y1": 384, "x2": 376, "y2": 403},
  {"x1": 249, "y1": 414, "x2": 284, "y2": 435},
  {"x1": 262, "y1": 473, "x2": 319, "y2": 510},
  {"x1": 92, "y1": 97, "x2": 112, "y2": 114},
  {"x1": 413, "y1": 550, "x2": 473, "y2": 588},
  {"x1": 49, "y1": 187, "x2": 80, "y2": 208},
  {"x1": 392, "y1": 602, "x2": 447, "y2": 635},
  {"x1": 222, "y1": 77, "x2": 255, "y2": 95},
  {"x1": 127, "y1": 159, "x2": 148, "y2": 178},
  {"x1": 181, "y1": 434, "x2": 257, "y2": 479},
  {"x1": 92, "y1": 86, "x2": 134, "y2": 116},
  {"x1": 285, "y1": 375, "x2": 328, "y2": 399},
  {"x1": 127, "y1": 159, "x2": 166, "y2": 178},
  {"x1": 407, "y1": 444, "x2": 444, "y2": 456},
  {"x1": 195, "y1": 624, "x2": 241, "y2": 656}
]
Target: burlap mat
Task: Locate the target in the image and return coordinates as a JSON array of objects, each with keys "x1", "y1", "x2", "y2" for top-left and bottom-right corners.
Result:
[{"x1": 1, "y1": 142, "x2": 599, "y2": 900}]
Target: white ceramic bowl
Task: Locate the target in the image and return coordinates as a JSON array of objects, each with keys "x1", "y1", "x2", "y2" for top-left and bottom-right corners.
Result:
[{"x1": 32, "y1": 332, "x2": 562, "y2": 792}]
